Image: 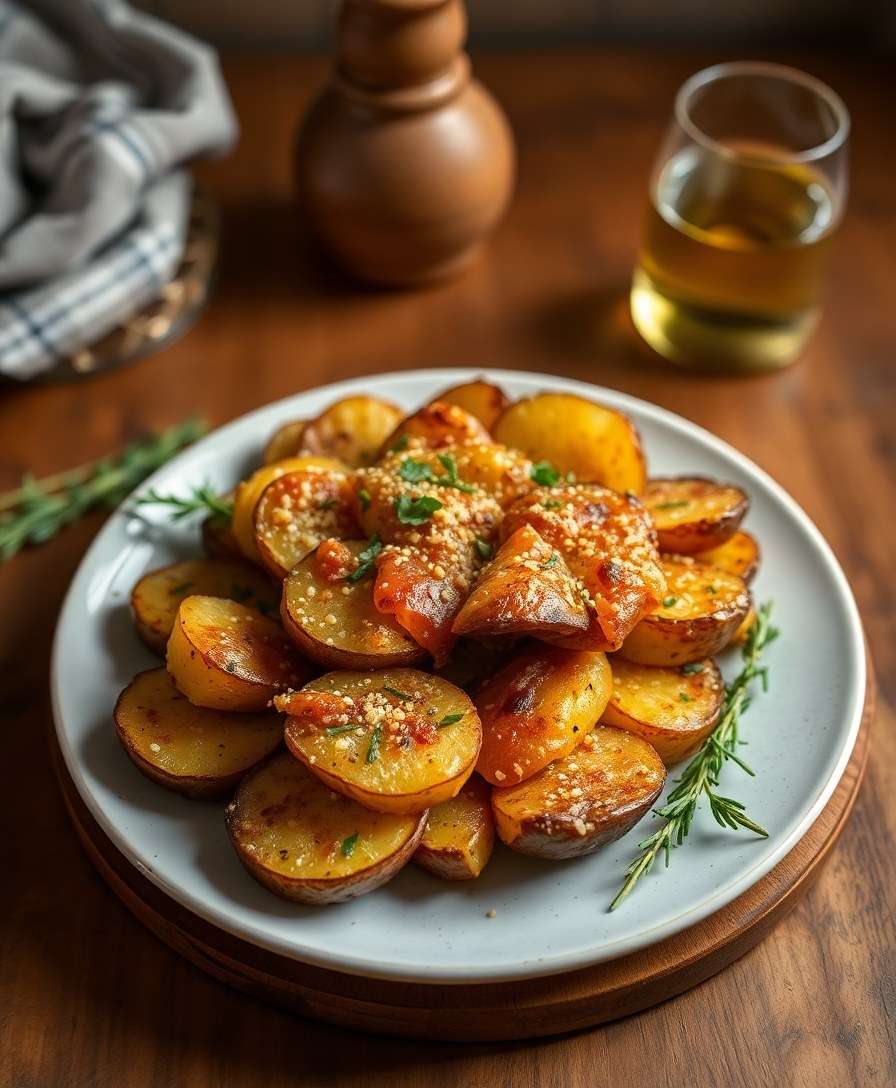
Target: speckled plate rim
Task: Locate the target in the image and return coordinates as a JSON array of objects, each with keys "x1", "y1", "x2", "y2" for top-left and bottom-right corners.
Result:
[{"x1": 51, "y1": 367, "x2": 866, "y2": 984}]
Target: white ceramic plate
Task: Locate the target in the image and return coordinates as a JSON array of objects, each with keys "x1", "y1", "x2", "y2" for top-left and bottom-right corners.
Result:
[{"x1": 51, "y1": 368, "x2": 865, "y2": 984}]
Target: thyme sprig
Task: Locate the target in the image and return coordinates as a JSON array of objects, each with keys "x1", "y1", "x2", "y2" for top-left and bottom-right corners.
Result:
[
  {"x1": 609, "y1": 602, "x2": 779, "y2": 911},
  {"x1": 135, "y1": 484, "x2": 233, "y2": 524},
  {"x1": 0, "y1": 417, "x2": 207, "y2": 561}
]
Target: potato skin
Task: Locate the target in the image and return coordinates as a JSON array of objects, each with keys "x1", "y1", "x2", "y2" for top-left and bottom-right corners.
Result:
[
  {"x1": 601, "y1": 657, "x2": 723, "y2": 765},
  {"x1": 380, "y1": 400, "x2": 492, "y2": 454},
  {"x1": 227, "y1": 753, "x2": 427, "y2": 905},
  {"x1": 491, "y1": 727, "x2": 665, "y2": 859},
  {"x1": 263, "y1": 420, "x2": 305, "y2": 464},
  {"x1": 131, "y1": 558, "x2": 278, "y2": 654},
  {"x1": 644, "y1": 477, "x2": 748, "y2": 554},
  {"x1": 691, "y1": 530, "x2": 760, "y2": 584},
  {"x1": 166, "y1": 595, "x2": 309, "y2": 711},
  {"x1": 474, "y1": 644, "x2": 612, "y2": 786},
  {"x1": 493, "y1": 392, "x2": 647, "y2": 494},
  {"x1": 619, "y1": 558, "x2": 750, "y2": 666},
  {"x1": 280, "y1": 540, "x2": 425, "y2": 669},
  {"x1": 115, "y1": 668, "x2": 283, "y2": 799},
  {"x1": 433, "y1": 379, "x2": 510, "y2": 431},
  {"x1": 413, "y1": 775, "x2": 495, "y2": 880}
]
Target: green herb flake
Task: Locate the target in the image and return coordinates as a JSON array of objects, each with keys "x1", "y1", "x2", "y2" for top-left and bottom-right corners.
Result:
[
  {"x1": 474, "y1": 536, "x2": 494, "y2": 561},
  {"x1": 325, "y1": 723, "x2": 362, "y2": 736},
  {"x1": 383, "y1": 685, "x2": 413, "y2": 702},
  {"x1": 365, "y1": 723, "x2": 382, "y2": 764},
  {"x1": 357, "y1": 488, "x2": 371, "y2": 512},
  {"x1": 340, "y1": 833, "x2": 359, "y2": 857},
  {"x1": 706, "y1": 584, "x2": 718, "y2": 594},
  {"x1": 390, "y1": 434, "x2": 409, "y2": 453},
  {"x1": 346, "y1": 533, "x2": 382, "y2": 583},
  {"x1": 654, "y1": 500, "x2": 689, "y2": 511},
  {"x1": 530, "y1": 461, "x2": 561, "y2": 487},
  {"x1": 397, "y1": 458, "x2": 432, "y2": 484},
  {"x1": 680, "y1": 663, "x2": 704, "y2": 675},
  {"x1": 395, "y1": 494, "x2": 443, "y2": 525},
  {"x1": 542, "y1": 552, "x2": 560, "y2": 570},
  {"x1": 317, "y1": 498, "x2": 337, "y2": 511},
  {"x1": 438, "y1": 712, "x2": 464, "y2": 728},
  {"x1": 662, "y1": 596, "x2": 679, "y2": 608},
  {"x1": 679, "y1": 692, "x2": 692, "y2": 703},
  {"x1": 542, "y1": 500, "x2": 562, "y2": 510}
]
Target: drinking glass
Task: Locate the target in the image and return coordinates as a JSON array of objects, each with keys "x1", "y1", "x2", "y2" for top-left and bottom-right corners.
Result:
[{"x1": 630, "y1": 62, "x2": 849, "y2": 372}]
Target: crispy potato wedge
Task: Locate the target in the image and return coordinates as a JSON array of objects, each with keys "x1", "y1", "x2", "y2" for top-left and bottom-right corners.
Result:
[
  {"x1": 232, "y1": 456, "x2": 347, "y2": 562},
  {"x1": 601, "y1": 657, "x2": 723, "y2": 765},
  {"x1": 227, "y1": 752, "x2": 426, "y2": 905},
  {"x1": 453, "y1": 525, "x2": 589, "y2": 640},
  {"x1": 253, "y1": 469, "x2": 359, "y2": 580},
  {"x1": 413, "y1": 775, "x2": 495, "y2": 880},
  {"x1": 433, "y1": 379, "x2": 511, "y2": 431},
  {"x1": 300, "y1": 396, "x2": 404, "y2": 468},
  {"x1": 263, "y1": 420, "x2": 305, "y2": 464},
  {"x1": 475, "y1": 644, "x2": 612, "y2": 786},
  {"x1": 491, "y1": 726, "x2": 665, "y2": 859},
  {"x1": 281, "y1": 539, "x2": 425, "y2": 669},
  {"x1": 644, "y1": 477, "x2": 748, "y2": 554},
  {"x1": 493, "y1": 392, "x2": 647, "y2": 494},
  {"x1": 115, "y1": 668, "x2": 283, "y2": 799},
  {"x1": 131, "y1": 559, "x2": 278, "y2": 654},
  {"x1": 620, "y1": 558, "x2": 751, "y2": 666},
  {"x1": 276, "y1": 669, "x2": 481, "y2": 814},
  {"x1": 167, "y1": 595, "x2": 310, "y2": 711},
  {"x1": 380, "y1": 401, "x2": 492, "y2": 455},
  {"x1": 501, "y1": 484, "x2": 665, "y2": 651},
  {"x1": 691, "y1": 530, "x2": 760, "y2": 584}
]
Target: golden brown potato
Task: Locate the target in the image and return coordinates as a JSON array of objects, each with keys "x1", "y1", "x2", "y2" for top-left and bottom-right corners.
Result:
[
  {"x1": 493, "y1": 392, "x2": 647, "y2": 494},
  {"x1": 433, "y1": 379, "x2": 510, "y2": 431},
  {"x1": 300, "y1": 396, "x2": 404, "y2": 468},
  {"x1": 491, "y1": 726, "x2": 666, "y2": 859},
  {"x1": 131, "y1": 559, "x2": 278, "y2": 654},
  {"x1": 227, "y1": 752, "x2": 427, "y2": 905},
  {"x1": 601, "y1": 657, "x2": 723, "y2": 765},
  {"x1": 166, "y1": 595, "x2": 310, "y2": 711},
  {"x1": 453, "y1": 525, "x2": 589, "y2": 640},
  {"x1": 115, "y1": 668, "x2": 283, "y2": 799},
  {"x1": 276, "y1": 669, "x2": 481, "y2": 814},
  {"x1": 380, "y1": 400, "x2": 492, "y2": 455},
  {"x1": 231, "y1": 456, "x2": 347, "y2": 562},
  {"x1": 263, "y1": 420, "x2": 305, "y2": 464},
  {"x1": 413, "y1": 774, "x2": 495, "y2": 880},
  {"x1": 281, "y1": 539, "x2": 425, "y2": 669},
  {"x1": 691, "y1": 530, "x2": 760, "y2": 584},
  {"x1": 619, "y1": 558, "x2": 751, "y2": 666},
  {"x1": 253, "y1": 469, "x2": 359, "y2": 580},
  {"x1": 643, "y1": 477, "x2": 748, "y2": 554},
  {"x1": 474, "y1": 644, "x2": 612, "y2": 786}
]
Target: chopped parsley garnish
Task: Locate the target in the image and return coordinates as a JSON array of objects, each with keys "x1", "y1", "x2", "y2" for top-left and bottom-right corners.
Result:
[
  {"x1": 437, "y1": 712, "x2": 464, "y2": 728},
  {"x1": 395, "y1": 494, "x2": 443, "y2": 525},
  {"x1": 654, "y1": 500, "x2": 689, "y2": 511},
  {"x1": 383, "y1": 685, "x2": 413, "y2": 702},
  {"x1": 325, "y1": 723, "x2": 362, "y2": 736},
  {"x1": 542, "y1": 552, "x2": 559, "y2": 570},
  {"x1": 390, "y1": 434, "x2": 409, "y2": 452},
  {"x1": 474, "y1": 536, "x2": 494, "y2": 561},
  {"x1": 680, "y1": 662, "x2": 704, "y2": 675},
  {"x1": 542, "y1": 500, "x2": 562, "y2": 510},
  {"x1": 679, "y1": 692, "x2": 692, "y2": 703},
  {"x1": 357, "y1": 488, "x2": 371, "y2": 512},
  {"x1": 397, "y1": 458, "x2": 431, "y2": 484},
  {"x1": 346, "y1": 533, "x2": 382, "y2": 583},
  {"x1": 340, "y1": 833, "x2": 359, "y2": 857},
  {"x1": 662, "y1": 596, "x2": 679, "y2": 608},
  {"x1": 436, "y1": 453, "x2": 475, "y2": 493},
  {"x1": 396, "y1": 455, "x2": 474, "y2": 493},
  {"x1": 365, "y1": 724, "x2": 382, "y2": 764},
  {"x1": 317, "y1": 498, "x2": 337, "y2": 511},
  {"x1": 530, "y1": 460, "x2": 561, "y2": 487}
]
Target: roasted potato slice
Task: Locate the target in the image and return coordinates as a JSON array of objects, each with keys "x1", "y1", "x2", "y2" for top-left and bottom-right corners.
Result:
[
  {"x1": 232, "y1": 456, "x2": 347, "y2": 562},
  {"x1": 493, "y1": 392, "x2": 647, "y2": 494},
  {"x1": 491, "y1": 726, "x2": 666, "y2": 859},
  {"x1": 691, "y1": 529, "x2": 760, "y2": 584},
  {"x1": 380, "y1": 401, "x2": 492, "y2": 454},
  {"x1": 115, "y1": 668, "x2": 283, "y2": 799},
  {"x1": 300, "y1": 396, "x2": 404, "y2": 468},
  {"x1": 475, "y1": 644, "x2": 612, "y2": 786},
  {"x1": 644, "y1": 477, "x2": 748, "y2": 554},
  {"x1": 253, "y1": 469, "x2": 359, "y2": 580},
  {"x1": 166, "y1": 595, "x2": 310, "y2": 711},
  {"x1": 263, "y1": 420, "x2": 305, "y2": 464},
  {"x1": 620, "y1": 558, "x2": 751, "y2": 666},
  {"x1": 433, "y1": 379, "x2": 511, "y2": 431},
  {"x1": 413, "y1": 775, "x2": 495, "y2": 880},
  {"x1": 276, "y1": 668, "x2": 481, "y2": 814},
  {"x1": 601, "y1": 657, "x2": 723, "y2": 765},
  {"x1": 281, "y1": 539, "x2": 425, "y2": 669},
  {"x1": 453, "y1": 525, "x2": 589, "y2": 640},
  {"x1": 227, "y1": 752, "x2": 426, "y2": 905},
  {"x1": 131, "y1": 559, "x2": 278, "y2": 654}
]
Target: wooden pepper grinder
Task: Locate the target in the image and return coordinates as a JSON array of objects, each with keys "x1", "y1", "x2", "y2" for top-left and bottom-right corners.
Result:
[{"x1": 295, "y1": 0, "x2": 516, "y2": 286}]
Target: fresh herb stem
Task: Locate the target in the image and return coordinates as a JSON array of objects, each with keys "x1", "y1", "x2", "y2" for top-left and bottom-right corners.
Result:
[
  {"x1": 0, "y1": 417, "x2": 207, "y2": 562},
  {"x1": 135, "y1": 485, "x2": 233, "y2": 523},
  {"x1": 609, "y1": 602, "x2": 779, "y2": 911}
]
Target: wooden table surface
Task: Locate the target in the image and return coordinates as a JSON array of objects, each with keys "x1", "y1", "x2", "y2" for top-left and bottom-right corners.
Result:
[{"x1": 1, "y1": 49, "x2": 893, "y2": 1088}]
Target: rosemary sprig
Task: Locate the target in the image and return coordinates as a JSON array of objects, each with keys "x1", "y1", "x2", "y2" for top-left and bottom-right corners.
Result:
[
  {"x1": 135, "y1": 485, "x2": 233, "y2": 523},
  {"x1": 0, "y1": 417, "x2": 207, "y2": 562},
  {"x1": 609, "y1": 602, "x2": 779, "y2": 911}
]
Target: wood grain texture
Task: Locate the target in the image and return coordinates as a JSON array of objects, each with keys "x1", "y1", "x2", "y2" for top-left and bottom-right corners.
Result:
[{"x1": 1, "y1": 48, "x2": 894, "y2": 1088}]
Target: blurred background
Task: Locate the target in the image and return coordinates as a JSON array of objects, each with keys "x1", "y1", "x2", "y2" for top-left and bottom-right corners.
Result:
[{"x1": 138, "y1": 0, "x2": 896, "y2": 51}]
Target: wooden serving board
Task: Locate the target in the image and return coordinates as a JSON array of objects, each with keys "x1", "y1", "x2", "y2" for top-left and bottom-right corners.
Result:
[{"x1": 51, "y1": 669, "x2": 873, "y2": 1042}]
